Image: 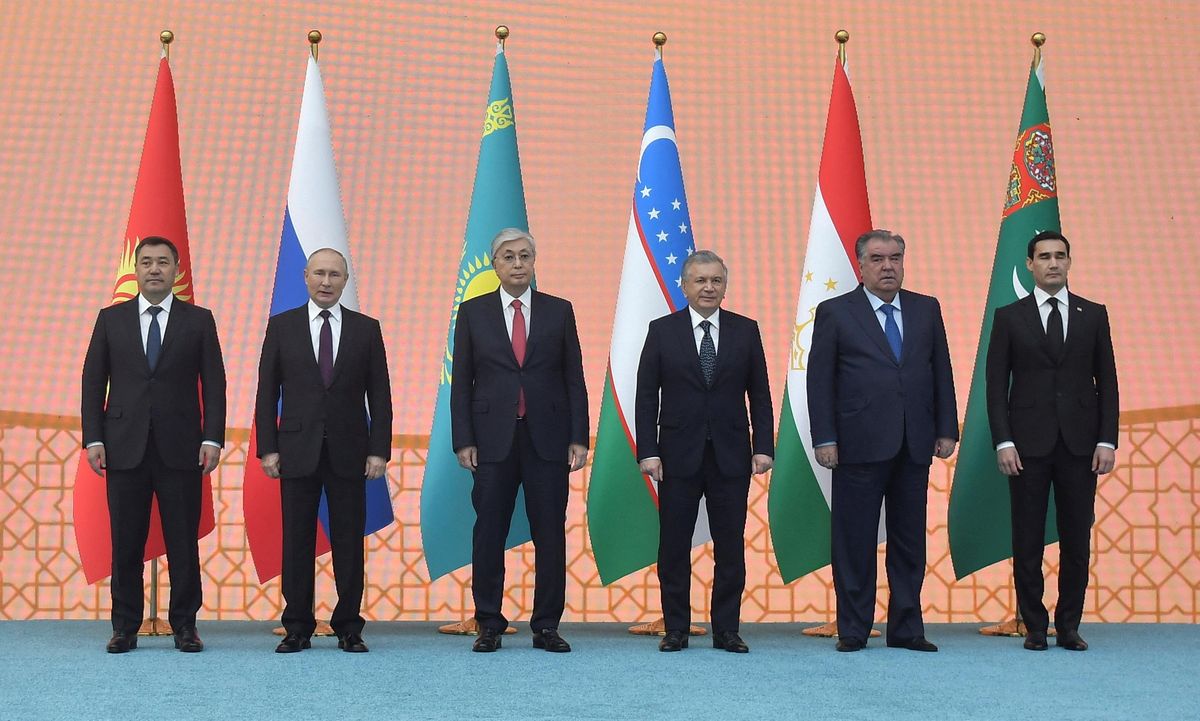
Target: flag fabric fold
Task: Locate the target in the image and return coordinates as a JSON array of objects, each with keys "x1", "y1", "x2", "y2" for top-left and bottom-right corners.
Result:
[
  {"x1": 243, "y1": 54, "x2": 394, "y2": 584},
  {"x1": 767, "y1": 55, "x2": 878, "y2": 584},
  {"x1": 73, "y1": 52, "x2": 216, "y2": 584},
  {"x1": 948, "y1": 53, "x2": 1061, "y2": 579},
  {"x1": 420, "y1": 42, "x2": 533, "y2": 581},
  {"x1": 586, "y1": 50, "x2": 709, "y2": 586}
]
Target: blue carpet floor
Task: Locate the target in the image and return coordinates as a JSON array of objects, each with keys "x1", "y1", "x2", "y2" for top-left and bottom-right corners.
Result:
[{"x1": 0, "y1": 622, "x2": 1194, "y2": 720}]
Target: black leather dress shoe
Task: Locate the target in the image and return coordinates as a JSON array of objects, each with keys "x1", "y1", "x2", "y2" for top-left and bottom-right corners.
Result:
[
  {"x1": 472, "y1": 628, "x2": 502, "y2": 652},
  {"x1": 1024, "y1": 631, "x2": 1049, "y2": 651},
  {"x1": 887, "y1": 636, "x2": 938, "y2": 652},
  {"x1": 712, "y1": 631, "x2": 749, "y2": 653},
  {"x1": 337, "y1": 633, "x2": 369, "y2": 653},
  {"x1": 658, "y1": 630, "x2": 688, "y2": 652},
  {"x1": 1056, "y1": 630, "x2": 1088, "y2": 651},
  {"x1": 106, "y1": 632, "x2": 137, "y2": 654},
  {"x1": 835, "y1": 637, "x2": 865, "y2": 652},
  {"x1": 173, "y1": 626, "x2": 204, "y2": 653},
  {"x1": 275, "y1": 632, "x2": 311, "y2": 653},
  {"x1": 532, "y1": 628, "x2": 571, "y2": 653}
]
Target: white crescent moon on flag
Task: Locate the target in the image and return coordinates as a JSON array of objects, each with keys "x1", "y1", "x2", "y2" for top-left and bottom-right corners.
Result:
[
  {"x1": 637, "y1": 125, "x2": 677, "y2": 183},
  {"x1": 1012, "y1": 266, "x2": 1031, "y2": 299}
]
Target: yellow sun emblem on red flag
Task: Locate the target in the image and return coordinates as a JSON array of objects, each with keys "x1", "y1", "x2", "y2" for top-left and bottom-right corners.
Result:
[{"x1": 109, "y1": 236, "x2": 193, "y2": 306}]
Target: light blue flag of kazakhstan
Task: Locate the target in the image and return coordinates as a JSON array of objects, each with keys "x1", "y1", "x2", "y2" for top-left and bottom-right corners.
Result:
[{"x1": 421, "y1": 40, "x2": 532, "y2": 580}]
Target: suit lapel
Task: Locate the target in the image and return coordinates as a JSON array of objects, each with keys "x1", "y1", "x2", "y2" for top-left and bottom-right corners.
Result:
[
  {"x1": 1060, "y1": 293, "x2": 1087, "y2": 360},
  {"x1": 1018, "y1": 294, "x2": 1057, "y2": 363},
  {"x1": 291, "y1": 307, "x2": 324, "y2": 382},
  {"x1": 847, "y1": 288, "x2": 898, "y2": 365},
  {"x1": 487, "y1": 291, "x2": 521, "y2": 367},
  {"x1": 524, "y1": 291, "x2": 547, "y2": 361},
  {"x1": 120, "y1": 299, "x2": 152, "y2": 374},
  {"x1": 329, "y1": 305, "x2": 351, "y2": 385},
  {"x1": 156, "y1": 296, "x2": 184, "y2": 367}
]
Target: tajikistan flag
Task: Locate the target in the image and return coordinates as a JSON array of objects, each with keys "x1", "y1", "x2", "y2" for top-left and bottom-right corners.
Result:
[
  {"x1": 768, "y1": 48, "x2": 881, "y2": 583},
  {"x1": 586, "y1": 47, "x2": 709, "y2": 585},
  {"x1": 243, "y1": 51, "x2": 394, "y2": 583}
]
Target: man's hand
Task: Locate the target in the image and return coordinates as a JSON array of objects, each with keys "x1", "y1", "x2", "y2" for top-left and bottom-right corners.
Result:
[
  {"x1": 86, "y1": 445, "x2": 106, "y2": 476},
  {"x1": 1092, "y1": 446, "x2": 1116, "y2": 475},
  {"x1": 568, "y1": 444, "x2": 589, "y2": 472},
  {"x1": 934, "y1": 437, "x2": 957, "y2": 459},
  {"x1": 199, "y1": 445, "x2": 222, "y2": 475},
  {"x1": 996, "y1": 447, "x2": 1022, "y2": 476},
  {"x1": 639, "y1": 458, "x2": 663, "y2": 483},
  {"x1": 260, "y1": 452, "x2": 281, "y2": 479},
  {"x1": 456, "y1": 446, "x2": 478, "y2": 471},
  {"x1": 814, "y1": 444, "x2": 838, "y2": 470},
  {"x1": 365, "y1": 455, "x2": 387, "y2": 479},
  {"x1": 752, "y1": 454, "x2": 773, "y2": 475}
]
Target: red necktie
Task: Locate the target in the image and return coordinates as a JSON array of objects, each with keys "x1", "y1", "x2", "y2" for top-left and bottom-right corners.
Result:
[{"x1": 511, "y1": 299, "x2": 527, "y2": 417}]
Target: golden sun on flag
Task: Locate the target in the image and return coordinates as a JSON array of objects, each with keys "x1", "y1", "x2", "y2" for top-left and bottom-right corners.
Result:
[
  {"x1": 441, "y1": 254, "x2": 500, "y2": 384},
  {"x1": 110, "y1": 236, "x2": 192, "y2": 305}
]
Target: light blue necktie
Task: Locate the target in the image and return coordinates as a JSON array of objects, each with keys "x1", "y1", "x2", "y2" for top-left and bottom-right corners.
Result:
[
  {"x1": 146, "y1": 306, "x2": 163, "y2": 371},
  {"x1": 880, "y1": 304, "x2": 902, "y2": 362}
]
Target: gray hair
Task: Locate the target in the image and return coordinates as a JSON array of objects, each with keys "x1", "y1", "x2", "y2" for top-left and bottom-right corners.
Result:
[
  {"x1": 681, "y1": 249, "x2": 729, "y2": 282},
  {"x1": 490, "y1": 228, "x2": 537, "y2": 257},
  {"x1": 306, "y1": 247, "x2": 349, "y2": 273},
  {"x1": 854, "y1": 229, "x2": 906, "y2": 260}
]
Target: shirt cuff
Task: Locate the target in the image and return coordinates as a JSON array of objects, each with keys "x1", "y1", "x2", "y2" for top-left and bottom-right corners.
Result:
[
  {"x1": 995, "y1": 441, "x2": 1016, "y2": 451},
  {"x1": 1096, "y1": 442, "x2": 1116, "y2": 450},
  {"x1": 85, "y1": 442, "x2": 104, "y2": 449},
  {"x1": 202, "y1": 440, "x2": 223, "y2": 449},
  {"x1": 814, "y1": 441, "x2": 836, "y2": 448}
]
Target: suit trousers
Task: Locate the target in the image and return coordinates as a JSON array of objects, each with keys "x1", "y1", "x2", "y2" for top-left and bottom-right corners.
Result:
[
  {"x1": 657, "y1": 442, "x2": 751, "y2": 634},
  {"x1": 280, "y1": 441, "x2": 366, "y2": 638},
  {"x1": 107, "y1": 429, "x2": 203, "y2": 635},
  {"x1": 1008, "y1": 434, "x2": 1097, "y2": 634},
  {"x1": 471, "y1": 419, "x2": 569, "y2": 633},
  {"x1": 831, "y1": 450, "x2": 929, "y2": 645}
]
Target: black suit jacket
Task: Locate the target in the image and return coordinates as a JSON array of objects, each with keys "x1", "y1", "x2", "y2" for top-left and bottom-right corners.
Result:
[
  {"x1": 81, "y1": 296, "x2": 227, "y2": 471},
  {"x1": 635, "y1": 307, "x2": 774, "y2": 478},
  {"x1": 807, "y1": 286, "x2": 958, "y2": 465},
  {"x1": 255, "y1": 304, "x2": 392, "y2": 479},
  {"x1": 450, "y1": 289, "x2": 589, "y2": 464},
  {"x1": 986, "y1": 292, "x2": 1119, "y2": 457}
]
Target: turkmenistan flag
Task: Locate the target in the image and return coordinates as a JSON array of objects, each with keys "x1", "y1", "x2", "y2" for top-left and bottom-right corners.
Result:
[
  {"x1": 420, "y1": 38, "x2": 532, "y2": 580},
  {"x1": 586, "y1": 47, "x2": 708, "y2": 585},
  {"x1": 768, "y1": 48, "x2": 876, "y2": 583},
  {"x1": 948, "y1": 42, "x2": 1061, "y2": 578}
]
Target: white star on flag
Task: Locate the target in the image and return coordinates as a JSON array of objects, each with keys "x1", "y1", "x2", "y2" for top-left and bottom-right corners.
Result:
[
  {"x1": 648, "y1": 208, "x2": 660, "y2": 219},
  {"x1": 657, "y1": 230, "x2": 669, "y2": 242},
  {"x1": 671, "y1": 198, "x2": 681, "y2": 210},
  {"x1": 640, "y1": 186, "x2": 652, "y2": 198},
  {"x1": 678, "y1": 223, "x2": 688, "y2": 234},
  {"x1": 666, "y1": 253, "x2": 677, "y2": 264}
]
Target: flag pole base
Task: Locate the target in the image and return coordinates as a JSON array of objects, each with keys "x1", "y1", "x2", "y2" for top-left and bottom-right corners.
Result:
[
  {"x1": 436, "y1": 617, "x2": 517, "y2": 635},
  {"x1": 800, "y1": 621, "x2": 881, "y2": 638},
  {"x1": 627, "y1": 618, "x2": 708, "y2": 636},
  {"x1": 979, "y1": 618, "x2": 1057, "y2": 637},
  {"x1": 137, "y1": 617, "x2": 173, "y2": 636},
  {"x1": 272, "y1": 621, "x2": 337, "y2": 637}
]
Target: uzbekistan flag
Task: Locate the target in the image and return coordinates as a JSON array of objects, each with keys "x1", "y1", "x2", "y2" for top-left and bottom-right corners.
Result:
[
  {"x1": 73, "y1": 49, "x2": 216, "y2": 584},
  {"x1": 420, "y1": 38, "x2": 532, "y2": 580},
  {"x1": 243, "y1": 52, "x2": 394, "y2": 583},
  {"x1": 586, "y1": 47, "x2": 710, "y2": 585},
  {"x1": 768, "y1": 45, "x2": 881, "y2": 583}
]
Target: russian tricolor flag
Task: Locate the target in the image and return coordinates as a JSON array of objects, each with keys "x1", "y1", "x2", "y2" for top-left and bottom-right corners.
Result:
[{"x1": 243, "y1": 52, "x2": 394, "y2": 583}]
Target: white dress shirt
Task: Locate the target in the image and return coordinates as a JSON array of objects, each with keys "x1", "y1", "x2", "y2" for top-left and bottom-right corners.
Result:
[
  {"x1": 500, "y1": 286, "x2": 533, "y2": 342},
  {"x1": 138, "y1": 293, "x2": 174, "y2": 352},
  {"x1": 308, "y1": 299, "x2": 343, "y2": 364},
  {"x1": 689, "y1": 306, "x2": 720, "y2": 354},
  {"x1": 862, "y1": 286, "x2": 904, "y2": 338}
]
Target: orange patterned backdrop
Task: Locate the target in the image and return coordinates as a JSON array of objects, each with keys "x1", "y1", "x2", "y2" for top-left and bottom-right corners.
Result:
[{"x1": 1, "y1": 1, "x2": 1198, "y2": 622}]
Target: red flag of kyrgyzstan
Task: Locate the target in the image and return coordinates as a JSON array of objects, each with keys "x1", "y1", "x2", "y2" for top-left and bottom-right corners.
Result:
[{"x1": 73, "y1": 52, "x2": 216, "y2": 584}]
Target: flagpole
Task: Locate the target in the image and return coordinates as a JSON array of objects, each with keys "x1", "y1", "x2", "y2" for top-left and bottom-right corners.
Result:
[
  {"x1": 977, "y1": 32, "x2": 1054, "y2": 640},
  {"x1": 137, "y1": 28, "x2": 175, "y2": 640}
]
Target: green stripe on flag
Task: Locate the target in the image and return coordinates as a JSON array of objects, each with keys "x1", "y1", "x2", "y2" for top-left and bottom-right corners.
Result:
[{"x1": 768, "y1": 386, "x2": 832, "y2": 583}]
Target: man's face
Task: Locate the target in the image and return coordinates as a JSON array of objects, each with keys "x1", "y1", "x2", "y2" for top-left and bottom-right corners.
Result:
[
  {"x1": 304, "y1": 250, "x2": 349, "y2": 308},
  {"x1": 682, "y1": 260, "x2": 727, "y2": 315},
  {"x1": 859, "y1": 238, "x2": 905, "y2": 300},
  {"x1": 1026, "y1": 239, "x2": 1071, "y2": 293},
  {"x1": 135, "y1": 243, "x2": 179, "y2": 301},
  {"x1": 494, "y1": 238, "x2": 536, "y2": 294}
]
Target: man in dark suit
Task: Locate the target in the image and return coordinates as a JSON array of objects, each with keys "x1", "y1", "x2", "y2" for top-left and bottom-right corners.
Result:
[
  {"x1": 81, "y1": 236, "x2": 226, "y2": 654},
  {"x1": 807, "y1": 229, "x2": 957, "y2": 653},
  {"x1": 451, "y1": 228, "x2": 589, "y2": 653},
  {"x1": 987, "y1": 230, "x2": 1118, "y2": 653},
  {"x1": 255, "y1": 247, "x2": 392, "y2": 654},
  {"x1": 635, "y1": 250, "x2": 774, "y2": 654}
]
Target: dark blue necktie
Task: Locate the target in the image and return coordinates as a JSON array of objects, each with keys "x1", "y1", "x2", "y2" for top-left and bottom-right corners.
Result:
[
  {"x1": 146, "y1": 306, "x2": 163, "y2": 371},
  {"x1": 699, "y1": 319, "x2": 716, "y2": 387},
  {"x1": 881, "y1": 303, "x2": 902, "y2": 362}
]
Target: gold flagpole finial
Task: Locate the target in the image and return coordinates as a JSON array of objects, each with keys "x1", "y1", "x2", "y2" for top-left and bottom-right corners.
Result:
[
  {"x1": 835, "y1": 29, "x2": 849, "y2": 65},
  {"x1": 160, "y1": 30, "x2": 174, "y2": 60},
  {"x1": 496, "y1": 25, "x2": 509, "y2": 48},
  {"x1": 309, "y1": 30, "x2": 322, "y2": 61},
  {"x1": 1031, "y1": 32, "x2": 1045, "y2": 68},
  {"x1": 653, "y1": 32, "x2": 667, "y2": 53}
]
